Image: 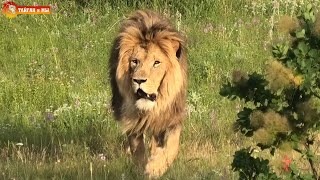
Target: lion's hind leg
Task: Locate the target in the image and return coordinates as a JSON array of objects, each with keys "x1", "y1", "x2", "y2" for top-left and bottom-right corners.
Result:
[{"x1": 145, "y1": 125, "x2": 182, "y2": 178}]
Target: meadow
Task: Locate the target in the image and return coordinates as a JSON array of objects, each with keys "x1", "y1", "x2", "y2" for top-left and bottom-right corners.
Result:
[{"x1": 0, "y1": 0, "x2": 319, "y2": 179}]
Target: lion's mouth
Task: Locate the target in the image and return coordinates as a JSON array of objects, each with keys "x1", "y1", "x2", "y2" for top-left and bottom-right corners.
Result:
[{"x1": 136, "y1": 89, "x2": 157, "y2": 101}]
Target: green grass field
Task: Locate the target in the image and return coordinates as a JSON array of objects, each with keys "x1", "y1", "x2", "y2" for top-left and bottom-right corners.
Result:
[{"x1": 1, "y1": 0, "x2": 319, "y2": 179}]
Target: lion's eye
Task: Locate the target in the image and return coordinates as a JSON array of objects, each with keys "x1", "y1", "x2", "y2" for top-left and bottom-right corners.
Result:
[
  {"x1": 154, "y1": 60, "x2": 161, "y2": 67},
  {"x1": 131, "y1": 59, "x2": 138, "y2": 66}
]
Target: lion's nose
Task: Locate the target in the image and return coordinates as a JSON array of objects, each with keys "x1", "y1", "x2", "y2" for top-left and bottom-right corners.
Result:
[{"x1": 133, "y1": 79, "x2": 147, "y2": 84}]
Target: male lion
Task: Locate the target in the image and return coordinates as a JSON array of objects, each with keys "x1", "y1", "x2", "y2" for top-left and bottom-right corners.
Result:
[{"x1": 109, "y1": 10, "x2": 187, "y2": 178}]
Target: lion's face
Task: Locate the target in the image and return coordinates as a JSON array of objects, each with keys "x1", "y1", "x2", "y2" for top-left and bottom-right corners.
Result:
[
  {"x1": 129, "y1": 43, "x2": 169, "y2": 110},
  {"x1": 114, "y1": 11, "x2": 185, "y2": 114}
]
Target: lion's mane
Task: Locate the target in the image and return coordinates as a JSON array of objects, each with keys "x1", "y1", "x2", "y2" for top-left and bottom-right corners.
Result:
[{"x1": 109, "y1": 10, "x2": 187, "y2": 135}]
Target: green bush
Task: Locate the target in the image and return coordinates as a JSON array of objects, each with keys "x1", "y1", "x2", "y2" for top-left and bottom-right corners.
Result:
[{"x1": 220, "y1": 4, "x2": 320, "y2": 179}]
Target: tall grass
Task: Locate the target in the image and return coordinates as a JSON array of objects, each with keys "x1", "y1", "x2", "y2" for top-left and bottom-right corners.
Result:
[{"x1": 0, "y1": 0, "x2": 319, "y2": 179}]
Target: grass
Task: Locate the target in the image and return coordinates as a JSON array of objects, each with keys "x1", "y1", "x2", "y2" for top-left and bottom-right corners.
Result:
[{"x1": 0, "y1": 0, "x2": 319, "y2": 179}]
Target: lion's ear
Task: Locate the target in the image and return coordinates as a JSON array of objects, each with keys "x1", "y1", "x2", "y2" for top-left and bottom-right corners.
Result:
[{"x1": 171, "y1": 40, "x2": 182, "y2": 60}]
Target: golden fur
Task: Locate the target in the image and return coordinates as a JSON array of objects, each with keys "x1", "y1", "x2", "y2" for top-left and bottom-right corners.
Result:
[{"x1": 109, "y1": 10, "x2": 187, "y2": 178}]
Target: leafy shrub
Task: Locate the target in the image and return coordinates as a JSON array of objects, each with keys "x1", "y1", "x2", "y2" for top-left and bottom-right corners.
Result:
[{"x1": 220, "y1": 4, "x2": 320, "y2": 179}]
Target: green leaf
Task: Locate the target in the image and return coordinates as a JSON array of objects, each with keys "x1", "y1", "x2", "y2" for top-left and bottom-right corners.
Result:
[
  {"x1": 307, "y1": 49, "x2": 318, "y2": 58},
  {"x1": 307, "y1": 4, "x2": 312, "y2": 11},
  {"x1": 293, "y1": 49, "x2": 301, "y2": 57},
  {"x1": 304, "y1": 12, "x2": 310, "y2": 21},
  {"x1": 296, "y1": 29, "x2": 306, "y2": 39},
  {"x1": 289, "y1": 163, "x2": 299, "y2": 175},
  {"x1": 237, "y1": 108, "x2": 252, "y2": 118},
  {"x1": 310, "y1": 13, "x2": 316, "y2": 22},
  {"x1": 306, "y1": 149, "x2": 315, "y2": 161},
  {"x1": 291, "y1": 134, "x2": 299, "y2": 142},
  {"x1": 272, "y1": 44, "x2": 289, "y2": 60},
  {"x1": 297, "y1": 41, "x2": 309, "y2": 55},
  {"x1": 299, "y1": 174, "x2": 315, "y2": 180},
  {"x1": 232, "y1": 149, "x2": 279, "y2": 179}
]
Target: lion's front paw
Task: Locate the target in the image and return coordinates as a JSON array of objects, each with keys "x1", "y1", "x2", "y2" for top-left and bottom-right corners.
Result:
[{"x1": 144, "y1": 159, "x2": 168, "y2": 179}]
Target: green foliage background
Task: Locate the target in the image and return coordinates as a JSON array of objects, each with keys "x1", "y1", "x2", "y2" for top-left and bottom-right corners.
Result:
[{"x1": 220, "y1": 4, "x2": 320, "y2": 179}]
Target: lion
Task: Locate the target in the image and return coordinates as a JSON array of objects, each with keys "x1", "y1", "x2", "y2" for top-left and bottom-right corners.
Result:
[{"x1": 109, "y1": 10, "x2": 187, "y2": 178}]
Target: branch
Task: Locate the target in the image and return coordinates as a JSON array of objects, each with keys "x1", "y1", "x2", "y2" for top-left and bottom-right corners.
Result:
[
  {"x1": 305, "y1": 143, "x2": 319, "y2": 180},
  {"x1": 310, "y1": 90, "x2": 320, "y2": 99}
]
